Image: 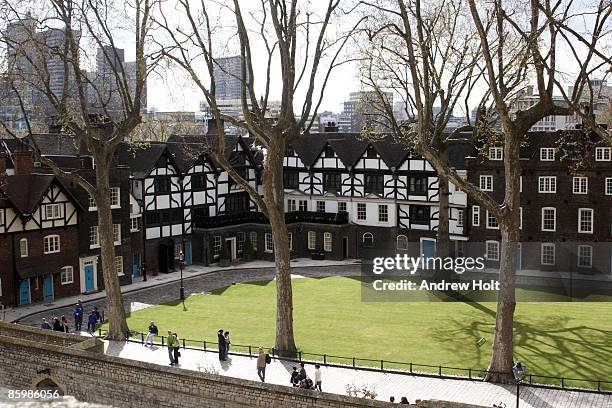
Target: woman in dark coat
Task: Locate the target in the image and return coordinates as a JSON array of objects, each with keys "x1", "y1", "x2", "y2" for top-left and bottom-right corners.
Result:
[
  {"x1": 217, "y1": 329, "x2": 227, "y2": 361},
  {"x1": 52, "y1": 317, "x2": 62, "y2": 331}
]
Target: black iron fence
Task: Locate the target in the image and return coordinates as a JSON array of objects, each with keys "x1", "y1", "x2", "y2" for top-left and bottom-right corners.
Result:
[{"x1": 96, "y1": 328, "x2": 612, "y2": 394}]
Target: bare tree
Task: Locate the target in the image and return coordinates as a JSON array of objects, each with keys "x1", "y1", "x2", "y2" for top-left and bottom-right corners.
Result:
[
  {"x1": 0, "y1": 0, "x2": 157, "y2": 339},
  {"x1": 364, "y1": 0, "x2": 610, "y2": 383},
  {"x1": 155, "y1": 0, "x2": 363, "y2": 356}
]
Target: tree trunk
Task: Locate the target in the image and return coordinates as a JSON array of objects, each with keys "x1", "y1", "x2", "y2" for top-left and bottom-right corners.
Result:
[
  {"x1": 484, "y1": 132, "x2": 522, "y2": 383},
  {"x1": 262, "y1": 134, "x2": 297, "y2": 357},
  {"x1": 436, "y1": 173, "x2": 451, "y2": 259},
  {"x1": 95, "y1": 161, "x2": 129, "y2": 340}
]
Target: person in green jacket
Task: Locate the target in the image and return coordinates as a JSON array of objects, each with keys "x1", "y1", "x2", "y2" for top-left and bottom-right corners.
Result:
[{"x1": 167, "y1": 331, "x2": 180, "y2": 366}]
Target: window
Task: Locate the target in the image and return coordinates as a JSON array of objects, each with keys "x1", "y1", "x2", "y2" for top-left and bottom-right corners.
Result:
[
  {"x1": 115, "y1": 256, "x2": 124, "y2": 276},
  {"x1": 541, "y1": 243, "x2": 555, "y2": 266},
  {"x1": 287, "y1": 199, "x2": 297, "y2": 212},
  {"x1": 265, "y1": 233, "x2": 274, "y2": 253},
  {"x1": 357, "y1": 203, "x2": 367, "y2": 220},
  {"x1": 308, "y1": 231, "x2": 316, "y2": 250},
  {"x1": 338, "y1": 202, "x2": 347, "y2": 213},
  {"x1": 519, "y1": 207, "x2": 523, "y2": 229},
  {"x1": 472, "y1": 206, "x2": 480, "y2": 226},
  {"x1": 323, "y1": 232, "x2": 332, "y2": 252},
  {"x1": 540, "y1": 148, "x2": 555, "y2": 161},
  {"x1": 362, "y1": 232, "x2": 374, "y2": 248},
  {"x1": 43, "y1": 235, "x2": 60, "y2": 254},
  {"x1": 237, "y1": 232, "x2": 245, "y2": 253},
  {"x1": 410, "y1": 205, "x2": 430, "y2": 224},
  {"x1": 578, "y1": 208, "x2": 593, "y2": 233},
  {"x1": 44, "y1": 203, "x2": 62, "y2": 220},
  {"x1": 90, "y1": 226, "x2": 99, "y2": 247},
  {"x1": 480, "y1": 175, "x2": 493, "y2": 191},
  {"x1": 378, "y1": 204, "x2": 388, "y2": 222},
  {"x1": 0, "y1": 209, "x2": 3, "y2": 227},
  {"x1": 191, "y1": 174, "x2": 207, "y2": 190},
  {"x1": 396, "y1": 235, "x2": 408, "y2": 250},
  {"x1": 60, "y1": 266, "x2": 74, "y2": 284},
  {"x1": 113, "y1": 224, "x2": 121, "y2": 245},
  {"x1": 366, "y1": 146, "x2": 377, "y2": 158},
  {"x1": 213, "y1": 236, "x2": 221, "y2": 258},
  {"x1": 298, "y1": 200, "x2": 307, "y2": 212},
  {"x1": 486, "y1": 211, "x2": 499, "y2": 229},
  {"x1": 323, "y1": 173, "x2": 341, "y2": 192},
  {"x1": 317, "y1": 201, "x2": 326, "y2": 213},
  {"x1": 486, "y1": 241, "x2": 500, "y2": 261},
  {"x1": 19, "y1": 238, "x2": 28, "y2": 257},
  {"x1": 538, "y1": 176, "x2": 557, "y2": 193},
  {"x1": 110, "y1": 187, "x2": 120, "y2": 207},
  {"x1": 288, "y1": 233, "x2": 293, "y2": 251},
  {"x1": 284, "y1": 171, "x2": 299, "y2": 189},
  {"x1": 572, "y1": 177, "x2": 588, "y2": 194},
  {"x1": 457, "y1": 210, "x2": 464, "y2": 227},
  {"x1": 408, "y1": 176, "x2": 428, "y2": 194},
  {"x1": 130, "y1": 217, "x2": 139, "y2": 231},
  {"x1": 154, "y1": 177, "x2": 171, "y2": 193},
  {"x1": 541, "y1": 207, "x2": 557, "y2": 232},
  {"x1": 488, "y1": 147, "x2": 503, "y2": 160},
  {"x1": 365, "y1": 174, "x2": 384, "y2": 195},
  {"x1": 605, "y1": 178, "x2": 612, "y2": 195},
  {"x1": 226, "y1": 193, "x2": 250, "y2": 213},
  {"x1": 595, "y1": 147, "x2": 611, "y2": 161},
  {"x1": 577, "y1": 245, "x2": 593, "y2": 268},
  {"x1": 324, "y1": 144, "x2": 334, "y2": 158},
  {"x1": 88, "y1": 194, "x2": 96, "y2": 209},
  {"x1": 250, "y1": 232, "x2": 257, "y2": 251},
  {"x1": 520, "y1": 176, "x2": 523, "y2": 192}
]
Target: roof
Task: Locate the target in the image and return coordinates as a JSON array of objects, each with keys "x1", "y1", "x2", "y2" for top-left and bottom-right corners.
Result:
[
  {"x1": 117, "y1": 143, "x2": 167, "y2": 178},
  {"x1": 2, "y1": 134, "x2": 88, "y2": 157},
  {"x1": 3, "y1": 174, "x2": 54, "y2": 216}
]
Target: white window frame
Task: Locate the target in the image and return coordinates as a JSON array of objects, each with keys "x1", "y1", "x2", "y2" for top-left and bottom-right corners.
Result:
[
  {"x1": 298, "y1": 200, "x2": 307, "y2": 212},
  {"x1": 0, "y1": 209, "x2": 4, "y2": 228},
  {"x1": 519, "y1": 207, "x2": 523, "y2": 230},
  {"x1": 541, "y1": 207, "x2": 557, "y2": 232},
  {"x1": 396, "y1": 235, "x2": 408, "y2": 250},
  {"x1": 90, "y1": 226, "x2": 99, "y2": 248},
  {"x1": 540, "y1": 148, "x2": 555, "y2": 161},
  {"x1": 288, "y1": 232, "x2": 293, "y2": 251},
  {"x1": 338, "y1": 201, "x2": 347, "y2": 213},
  {"x1": 60, "y1": 266, "x2": 74, "y2": 285},
  {"x1": 250, "y1": 232, "x2": 257, "y2": 251},
  {"x1": 605, "y1": 178, "x2": 612, "y2": 196},
  {"x1": 43, "y1": 235, "x2": 61, "y2": 254},
  {"x1": 44, "y1": 203, "x2": 62, "y2": 220},
  {"x1": 480, "y1": 175, "x2": 493, "y2": 191},
  {"x1": 115, "y1": 256, "x2": 124, "y2": 276},
  {"x1": 213, "y1": 236, "x2": 221, "y2": 258},
  {"x1": 237, "y1": 232, "x2": 245, "y2": 253},
  {"x1": 357, "y1": 203, "x2": 367, "y2": 220},
  {"x1": 113, "y1": 224, "x2": 121, "y2": 245},
  {"x1": 457, "y1": 209, "x2": 464, "y2": 227},
  {"x1": 316, "y1": 201, "x2": 326, "y2": 213},
  {"x1": 486, "y1": 240, "x2": 500, "y2": 261},
  {"x1": 578, "y1": 208, "x2": 594, "y2": 234},
  {"x1": 308, "y1": 231, "x2": 316, "y2": 250},
  {"x1": 110, "y1": 187, "x2": 121, "y2": 207},
  {"x1": 130, "y1": 217, "x2": 139, "y2": 232},
  {"x1": 88, "y1": 194, "x2": 96, "y2": 210},
  {"x1": 287, "y1": 199, "x2": 296, "y2": 212},
  {"x1": 486, "y1": 210, "x2": 499, "y2": 230},
  {"x1": 265, "y1": 233, "x2": 274, "y2": 253},
  {"x1": 19, "y1": 238, "x2": 28, "y2": 257},
  {"x1": 577, "y1": 245, "x2": 593, "y2": 268},
  {"x1": 362, "y1": 232, "x2": 374, "y2": 247},
  {"x1": 595, "y1": 147, "x2": 611, "y2": 161},
  {"x1": 323, "y1": 232, "x2": 332, "y2": 252},
  {"x1": 538, "y1": 176, "x2": 557, "y2": 193},
  {"x1": 488, "y1": 147, "x2": 503, "y2": 160},
  {"x1": 378, "y1": 204, "x2": 388, "y2": 223},
  {"x1": 572, "y1": 177, "x2": 588, "y2": 194},
  {"x1": 541, "y1": 243, "x2": 555, "y2": 266},
  {"x1": 472, "y1": 206, "x2": 480, "y2": 227}
]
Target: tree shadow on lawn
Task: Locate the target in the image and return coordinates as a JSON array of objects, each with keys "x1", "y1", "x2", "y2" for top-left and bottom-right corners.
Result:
[{"x1": 432, "y1": 301, "x2": 612, "y2": 382}]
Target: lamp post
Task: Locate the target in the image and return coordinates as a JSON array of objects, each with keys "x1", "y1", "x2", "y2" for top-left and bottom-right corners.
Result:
[
  {"x1": 512, "y1": 362, "x2": 525, "y2": 408},
  {"x1": 179, "y1": 250, "x2": 185, "y2": 300}
]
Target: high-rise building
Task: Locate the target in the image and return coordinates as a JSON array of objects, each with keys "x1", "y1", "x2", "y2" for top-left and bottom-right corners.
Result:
[
  {"x1": 340, "y1": 91, "x2": 393, "y2": 133},
  {"x1": 213, "y1": 56, "x2": 249, "y2": 100}
]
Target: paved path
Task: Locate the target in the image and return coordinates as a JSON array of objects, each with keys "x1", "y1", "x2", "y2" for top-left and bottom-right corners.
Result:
[
  {"x1": 14, "y1": 259, "x2": 361, "y2": 327},
  {"x1": 104, "y1": 340, "x2": 612, "y2": 408}
]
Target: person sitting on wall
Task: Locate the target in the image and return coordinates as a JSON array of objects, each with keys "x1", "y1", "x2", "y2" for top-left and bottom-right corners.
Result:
[
  {"x1": 290, "y1": 367, "x2": 300, "y2": 387},
  {"x1": 40, "y1": 318, "x2": 52, "y2": 330}
]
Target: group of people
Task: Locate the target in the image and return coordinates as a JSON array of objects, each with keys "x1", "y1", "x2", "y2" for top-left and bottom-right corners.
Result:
[
  {"x1": 389, "y1": 396, "x2": 420, "y2": 405},
  {"x1": 216, "y1": 329, "x2": 231, "y2": 361},
  {"x1": 40, "y1": 299, "x2": 103, "y2": 335},
  {"x1": 40, "y1": 316, "x2": 70, "y2": 332},
  {"x1": 289, "y1": 362, "x2": 322, "y2": 391}
]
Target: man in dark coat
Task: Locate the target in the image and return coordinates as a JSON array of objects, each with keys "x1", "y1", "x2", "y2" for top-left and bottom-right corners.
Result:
[
  {"x1": 52, "y1": 317, "x2": 62, "y2": 331},
  {"x1": 217, "y1": 329, "x2": 226, "y2": 361},
  {"x1": 73, "y1": 299, "x2": 84, "y2": 331}
]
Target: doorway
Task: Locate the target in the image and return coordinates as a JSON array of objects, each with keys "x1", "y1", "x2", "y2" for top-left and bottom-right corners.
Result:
[
  {"x1": 225, "y1": 237, "x2": 237, "y2": 261},
  {"x1": 342, "y1": 237, "x2": 349, "y2": 259},
  {"x1": 19, "y1": 279, "x2": 31, "y2": 305},
  {"x1": 43, "y1": 275, "x2": 54, "y2": 302}
]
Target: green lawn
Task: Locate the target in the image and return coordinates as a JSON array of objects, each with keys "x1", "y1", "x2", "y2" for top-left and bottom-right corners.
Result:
[{"x1": 110, "y1": 276, "x2": 612, "y2": 389}]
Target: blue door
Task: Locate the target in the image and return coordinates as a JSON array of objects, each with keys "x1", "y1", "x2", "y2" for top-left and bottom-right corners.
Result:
[
  {"x1": 132, "y1": 253, "x2": 141, "y2": 277},
  {"x1": 19, "y1": 279, "x2": 30, "y2": 305},
  {"x1": 421, "y1": 239, "x2": 436, "y2": 259},
  {"x1": 184, "y1": 242, "x2": 192, "y2": 266},
  {"x1": 43, "y1": 275, "x2": 54, "y2": 302},
  {"x1": 84, "y1": 264, "x2": 94, "y2": 292}
]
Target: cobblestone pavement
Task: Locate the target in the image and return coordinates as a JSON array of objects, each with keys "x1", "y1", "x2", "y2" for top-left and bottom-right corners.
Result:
[
  {"x1": 105, "y1": 340, "x2": 612, "y2": 408},
  {"x1": 17, "y1": 263, "x2": 361, "y2": 328}
]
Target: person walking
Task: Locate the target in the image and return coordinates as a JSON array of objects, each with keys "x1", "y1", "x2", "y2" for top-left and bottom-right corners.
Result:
[
  {"x1": 167, "y1": 331, "x2": 177, "y2": 365},
  {"x1": 314, "y1": 364, "x2": 322, "y2": 391},
  {"x1": 87, "y1": 310, "x2": 98, "y2": 334},
  {"x1": 224, "y1": 331, "x2": 231, "y2": 359},
  {"x1": 144, "y1": 321, "x2": 158, "y2": 347},
  {"x1": 52, "y1": 317, "x2": 62, "y2": 331},
  {"x1": 172, "y1": 332, "x2": 181, "y2": 365},
  {"x1": 61, "y1": 316, "x2": 70, "y2": 333},
  {"x1": 73, "y1": 299, "x2": 84, "y2": 331},
  {"x1": 217, "y1": 329, "x2": 226, "y2": 361},
  {"x1": 40, "y1": 318, "x2": 52, "y2": 330},
  {"x1": 256, "y1": 348, "x2": 267, "y2": 382},
  {"x1": 93, "y1": 306, "x2": 102, "y2": 324}
]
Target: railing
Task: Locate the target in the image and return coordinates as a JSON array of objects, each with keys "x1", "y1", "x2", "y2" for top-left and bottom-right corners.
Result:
[
  {"x1": 193, "y1": 210, "x2": 349, "y2": 229},
  {"x1": 97, "y1": 328, "x2": 612, "y2": 394}
]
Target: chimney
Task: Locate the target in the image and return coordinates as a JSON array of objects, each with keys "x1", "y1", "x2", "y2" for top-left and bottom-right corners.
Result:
[
  {"x1": 13, "y1": 151, "x2": 33, "y2": 175},
  {"x1": 324, "y1": 121, "x2": 339, "y2": 133}
]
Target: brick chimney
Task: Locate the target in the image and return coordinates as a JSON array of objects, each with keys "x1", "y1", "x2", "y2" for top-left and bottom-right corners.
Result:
[{"x1": 13, "y1": 151, "x2": 33, "y2": 175}]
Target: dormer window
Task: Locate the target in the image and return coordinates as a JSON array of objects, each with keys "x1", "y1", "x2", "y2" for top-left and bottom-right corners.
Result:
[
  {"x1": 324, "y1": 145, "x2": 334, "y2": 158},
  {"x1": 366, "y1": 146, "x2": 377, "y2": 159}
]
